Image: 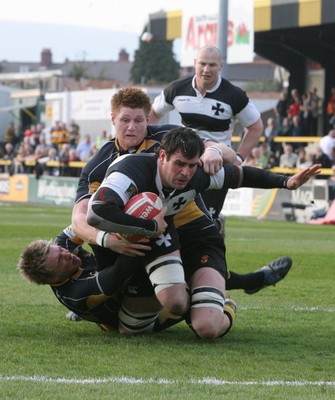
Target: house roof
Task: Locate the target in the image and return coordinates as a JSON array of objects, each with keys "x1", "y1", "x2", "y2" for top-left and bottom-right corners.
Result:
[{"x1": 0, "y1": 50, "x2": 132, "y2": 85}]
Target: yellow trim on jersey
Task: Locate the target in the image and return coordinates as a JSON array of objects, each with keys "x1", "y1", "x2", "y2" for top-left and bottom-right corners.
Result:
[
  {"x1": 136, "y1": 139, "x2": 160, "y2": 153},
  {"x1": 87, "y1": 293, "x2": 112, "y2": 309},
  {"x1": 173, "y1": 199, "x2": 205, "y2": 228}
]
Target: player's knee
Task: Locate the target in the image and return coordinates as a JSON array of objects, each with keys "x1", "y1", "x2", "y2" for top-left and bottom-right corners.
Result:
[
  {"x1": 118, "y1": 306, "x2": 159, "y2": 335},
  {"x1": 145, "y1": 255, "x2": 187, "y2": 314},
  {"x1": 189, "y1": 286, "x2": 226, "y2": 340},
  {"x1": 156, "y1": 284, "x2": 189, "y2": 315},
  {"x1": 191, "y1": 313, "x2": 222, "y2": 339}
]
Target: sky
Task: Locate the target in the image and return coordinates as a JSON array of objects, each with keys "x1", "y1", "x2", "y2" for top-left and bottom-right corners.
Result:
[
  {"x1": 1, "y1": 0, "x2": 186, "y2": 33},
  {"x1": 0, "y1": 0, "x2": 188, "y2": 62}
]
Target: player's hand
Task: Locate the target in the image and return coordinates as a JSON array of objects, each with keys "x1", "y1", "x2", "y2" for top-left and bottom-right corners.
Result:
[
  {"x1": 200, "y1": 148, "x2": 223, "y2": 174},
  {"x1": 104, "y1": 233, "x2": 152, "y2": 257},
  {"x1": 153, "y1": 207, "x2": 168, "y2": 237},
  {"x1": 200, "y1": 143, "x2": 237, "y2": 174},
  {"x1": 286, "y1": 164, "x2": 322, "y2": 189}
]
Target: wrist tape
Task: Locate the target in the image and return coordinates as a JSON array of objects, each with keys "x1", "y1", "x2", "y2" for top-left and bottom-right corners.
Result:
[{"x1": 96, "y1": 231, "x2": 109, "y2": 247}]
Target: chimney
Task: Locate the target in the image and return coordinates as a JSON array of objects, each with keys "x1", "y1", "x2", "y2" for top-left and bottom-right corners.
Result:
[
  {"x1": 40, "y1": 48, "x2": 52, "y2": 67},
  {"x1": 118, "y1": 48, "x2": 129, "y2": 62}
]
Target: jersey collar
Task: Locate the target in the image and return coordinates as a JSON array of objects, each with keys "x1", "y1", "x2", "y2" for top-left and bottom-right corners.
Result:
[
  {"x1": 192, "y1": 75, "x2": 222, "y2": 95},
  {"x1": 115, "y1": 137, "x2": 144, "y2": 156}
]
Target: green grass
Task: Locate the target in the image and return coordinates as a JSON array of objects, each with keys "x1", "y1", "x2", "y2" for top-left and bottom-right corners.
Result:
[{"x1": 0, "y1": 204, "x2": 334, "y2": 399}]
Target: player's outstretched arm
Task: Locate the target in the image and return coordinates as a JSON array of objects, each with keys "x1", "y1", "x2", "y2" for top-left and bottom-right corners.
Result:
[
  {"x1": 286, "y1": 164, "x2": 322, "y2": 189},
  {"x1": 231, "y1": 163, "x2": 321, "y2": 191}
]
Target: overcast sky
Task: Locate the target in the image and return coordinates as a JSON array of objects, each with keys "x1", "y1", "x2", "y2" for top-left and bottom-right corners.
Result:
[
  {"x1": 0, "y1": 0, "x2": 190, "y2": 62},
  {"x1": 1, "y1": 0, "x2": 187, "y2": 34}
]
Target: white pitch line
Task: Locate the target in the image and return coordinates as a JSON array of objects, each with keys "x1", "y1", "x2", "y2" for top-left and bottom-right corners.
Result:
[
  {"x1": 1, "y1": 375, "x2": 334, "y2": 386},
  {"x1": 239, "y1": 306, "x2": 335, "y2": 313}
]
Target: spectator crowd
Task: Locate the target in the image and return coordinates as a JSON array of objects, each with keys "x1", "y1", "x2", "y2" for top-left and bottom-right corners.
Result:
[
  {"x1": 244, "y1": 87, "x2": 335, "y2": 175},
  {"x1": 0, "y1": 120, "x2": 111, "y2": 178},
  {"x1": 1, "y1": 87, "x2": 335, "y2": 184}
]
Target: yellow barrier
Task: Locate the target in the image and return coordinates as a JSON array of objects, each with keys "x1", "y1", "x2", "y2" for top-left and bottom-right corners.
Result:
[
  {"x1": 0, "y1": 161, "x2": 333, "y2": 176},
  {"x1": 0, "y1": 160, "x2": 12, "y2": 166},
  {"x1": 231, "y1": 136, "x2": 321, "y2": 143},
  {"x1": 0, "y1": 160, "x2": 86, "y2": 168},
  {"x1": 269, "y1": 167, "x2": 334, "y2": 176}
]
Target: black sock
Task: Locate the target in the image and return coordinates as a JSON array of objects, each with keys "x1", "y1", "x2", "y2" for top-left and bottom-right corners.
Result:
[{"x1": 226, "y1": 270, "x2": 264, "y2": 291}]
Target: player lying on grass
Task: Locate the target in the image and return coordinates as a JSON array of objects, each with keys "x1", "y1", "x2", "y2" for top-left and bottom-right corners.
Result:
[
  {"x1": 85, "y1": 127, "x2": 321, "y2": 339},
  {"x1": 18, "y1": 239, "x2": 174, "y2": 333}
]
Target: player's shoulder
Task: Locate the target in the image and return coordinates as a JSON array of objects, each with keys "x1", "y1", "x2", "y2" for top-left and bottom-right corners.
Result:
[
  {"x1": 129, "y1": 152, "x2": 157, "y2": 163},
  {"x1": 106, "y1": 153, "x2": 156, "y2": 176},
  {"x1": 88, "y1": 139, "x2": 117, "y2": 161},
  {"x1": 81, "y1": 139, "x2": 117, "y2": 172},
  {"x1": 147, "y1": 124, "x2": 179, "y2": 137},
  {"x1": 99, "y1": 138, "x2": 117, "y2": 151},
  {"x1": 220, "y1": 78, "x2": 246, "y2": 94},
  {"x1": 165, "y1": 76, "x2": 193, "y2": 93}
]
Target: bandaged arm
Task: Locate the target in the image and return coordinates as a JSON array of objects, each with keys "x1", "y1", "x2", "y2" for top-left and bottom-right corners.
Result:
[{"x1": 86, "y1": 186, "x2": 158, "y2": 237}]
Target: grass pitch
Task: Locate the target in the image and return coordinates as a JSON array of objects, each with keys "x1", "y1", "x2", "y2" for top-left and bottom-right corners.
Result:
[{"x1": 0, "y1": 204, "x2": 334, "y2": 400}]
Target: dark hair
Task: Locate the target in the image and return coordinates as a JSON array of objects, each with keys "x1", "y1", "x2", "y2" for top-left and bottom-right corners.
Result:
[{"x1": 157, "y1": 127, "x2": 205, "y2": 160}]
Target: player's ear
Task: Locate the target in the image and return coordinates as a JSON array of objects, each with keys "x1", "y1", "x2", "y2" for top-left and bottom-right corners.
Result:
[{"x1": 159, "y1": 149, "x2": 166, "y2": 162}]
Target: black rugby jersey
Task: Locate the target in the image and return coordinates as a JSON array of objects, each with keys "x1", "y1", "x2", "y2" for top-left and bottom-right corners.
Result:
[
  {"x1": 50, "y1": 253, "x2": 149, "y2": 327},
  {"x1": 51, "y1": 267, "x2": 120, "y2": 326},
  {"x1": 75, "y1": 124, "x2": 208, "y2": 227},
  {"x1": 75, "y1": 124, "x2": 177, "y2": 203},
  {"x1": 152, "y1": 76, "x2": 260, "y2": 143}
]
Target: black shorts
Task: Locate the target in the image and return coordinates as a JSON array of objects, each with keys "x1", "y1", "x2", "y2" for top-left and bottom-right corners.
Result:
[
  {"x1": 121, "y1": 223, "x2": 181, "y2": 298},
  {"x1": 178, "y1": 216, "x2": 228, "y2": 281},
  {"x1": 124, "y1": 268, "x2": 155, "y2": 298}
]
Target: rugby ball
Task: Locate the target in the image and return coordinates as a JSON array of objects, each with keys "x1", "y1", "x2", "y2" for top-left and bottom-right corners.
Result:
[{"x1": 115, "y1": 192, "x2": 163, "y2": 243}]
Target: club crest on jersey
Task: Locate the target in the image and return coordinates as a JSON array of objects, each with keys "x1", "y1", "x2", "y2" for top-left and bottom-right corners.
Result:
[
  {"x1": 172, "y1": 196, "x2": 187, "y2": 211},
  {"x1": 201, "y1": 255, "x2": 209, "y2": 264},
  {"x1": 164, "y1": 192, "x2": 194, "y2": 216},
  {"x1": 89, "y1": 181, "x2": 101, "y2": 194},
  {"x1": 212, "y1": 103, "x2": 224, "y2": 116},
  {"x1": 155, "y1": 233, "x2": 172, "y2": 247}
]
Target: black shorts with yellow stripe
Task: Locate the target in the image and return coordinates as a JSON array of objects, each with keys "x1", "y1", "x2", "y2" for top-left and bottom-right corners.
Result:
[{"x1": 178, "y1": 215, "x2": 228, "y2": 282}]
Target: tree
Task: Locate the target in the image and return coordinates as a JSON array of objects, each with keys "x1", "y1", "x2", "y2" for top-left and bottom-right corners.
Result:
[
  {"x1": 131, "y1": 39, "x2": 180, "y2": 84},
  {"x1": 69, "y1": 63, "x2": 88, "y2": 81}
]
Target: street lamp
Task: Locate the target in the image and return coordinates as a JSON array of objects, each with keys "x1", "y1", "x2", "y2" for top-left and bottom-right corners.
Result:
[{"x1": 141, "y1": 19, "x2": 153, "y2": 42}]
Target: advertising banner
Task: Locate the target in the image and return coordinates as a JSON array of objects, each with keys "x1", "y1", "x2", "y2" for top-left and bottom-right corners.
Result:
[
  {"x1": 0, "y1": 174, "x2": 29, "y2": 203},
  {"x1": 181, "y1": 0, "x2": 254, "y2": 67},
  {"x1": 28, "y1": 175, "x2": 78, "y2": 206},
  {"x1": 71, "y1": 89, "x2": 118, "y2": 121}
]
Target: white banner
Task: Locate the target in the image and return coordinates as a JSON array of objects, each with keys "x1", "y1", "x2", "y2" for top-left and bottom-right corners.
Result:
[
  {"x1": 180, "y1": 0, "x2": 254, "y2": 67},
  {"x1": 71, "y1": 89, "x2": 118, "y2": 121}
]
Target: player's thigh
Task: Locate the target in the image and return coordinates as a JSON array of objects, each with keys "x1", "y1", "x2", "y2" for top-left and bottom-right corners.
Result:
[
  {"x1": 122, "y1": 294, "x2": 162, "y2": 313},
  {"x1": 122, "y1": 268, "x2": 162, "y2": 314},
  {"x1": 189, "y1": 267, "x2": 226, "y2": 292},
  {"x1": 179, "y1": 220, "x2": 228, "y2": 282}
]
